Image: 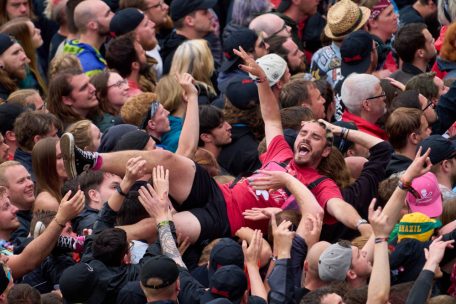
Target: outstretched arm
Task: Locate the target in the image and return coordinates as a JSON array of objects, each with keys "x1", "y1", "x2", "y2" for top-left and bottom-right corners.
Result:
[
  {"x1": 234, "y1": 47, "x2": 283, "y2": 147},
  {"x1": 8, "y1": 190, "x2": 85, "y2": 278},
  {"x1": 176, "y1": 73, "x2": 199, "y2": 159}
]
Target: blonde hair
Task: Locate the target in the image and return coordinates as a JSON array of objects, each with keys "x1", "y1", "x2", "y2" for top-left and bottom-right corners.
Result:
[
  {"x1": 120, "y1": 92, "x2": 157, "y2": 127},
  {"x1": 156, "y1": 75, "x2": 183, "y2": 114},
  {"x1": 7, "y1": 89, "x2": 40, "y2": 108},
  {"x1": 48, "y1": 54, "x2": 83, "y2": 80},
  {"x1": 66, "y1": 120, "x2": 94, "y2": 151},
  {"x1": 0, "y1": 161, "x2": 22, "y2": 186},
  {"x1": 170, "y1": 39, "x2": 215, "y2": 95}
]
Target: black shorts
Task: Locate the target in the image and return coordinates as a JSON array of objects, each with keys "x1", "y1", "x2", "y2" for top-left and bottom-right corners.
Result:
[{"x1": 172, "y1": 164, "x2": 231, "y2": 243}]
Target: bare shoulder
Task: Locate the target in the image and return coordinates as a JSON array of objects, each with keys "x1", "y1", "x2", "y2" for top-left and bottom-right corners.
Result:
[{"x1": 34, "y1": 191, "x2": 59, "y2": 213}]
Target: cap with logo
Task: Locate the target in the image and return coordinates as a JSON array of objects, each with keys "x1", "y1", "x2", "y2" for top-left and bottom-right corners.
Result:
[{"x1": 406, "y1": 172, "x2": 443, "y2": 218}]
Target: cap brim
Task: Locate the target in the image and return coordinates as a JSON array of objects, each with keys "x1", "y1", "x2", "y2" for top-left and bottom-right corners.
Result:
[
  {"x1": 341, "y1": 55, "x2": 371, "y2": 77},
  {"x1": 407, "y1": 197, "x2": 443, "y2": 218},
  {"x1": 197, "y1": 0, "x2": 217, "y2": 10},
  {"x1": 324, "y1": 6, "x2": 371, "y2": 41}
]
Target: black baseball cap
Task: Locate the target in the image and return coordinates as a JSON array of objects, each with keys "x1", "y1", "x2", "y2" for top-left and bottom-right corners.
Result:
[
  {"x1": 141, "y1": 255, "x2": 179, "y2": 289},
  {"x1": 0, "y1": 103, "x2": 25, "y2": 135},
  {"x1": 340, "y1": 31, "x2": 373, "y2": 77},
  {"x1": 0, "y1": 34, "x2": 15, "y2": 56},
  {"x1": 170, "y1": 0, "x2": 217, "y2": 21},
  {"x1": 200, "y1": 265, "x2": 248, "y2": 304},
  {"x1": 418, "y1": 135, "x2": 456, "y2": 164},
  {"x1": 59, "y1": 262, "x2": 108, "y2": 304},
  {"x1": 220, "y1": 28, "x2": 258, "y2": 73},
  {"x1": 208, "y1": 238, "x2": 244, "y2": 279},
  {"x1": 110, "y1": 8, "x2": 145, "y2": 37},
  {"x1": 225, "y1": 75, "x2": 259, "y2": 109}
]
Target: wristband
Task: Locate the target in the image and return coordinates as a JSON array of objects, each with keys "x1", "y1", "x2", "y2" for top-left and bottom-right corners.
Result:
[
  {"x1": 398, "y1": 178, "x2": 421, "y2": 199},
  {"x1": 375, "y1": 237, "x2": 388, "y2": 244},
  {"x1": 345, "y1": 129, "x2": 350, "y2": 139},
  {"x1": 270, "y1": 255, "x2": 278, "y2": 262},
  {"x1": 157, "y1": 220, "x2": 171, "y2": 230},
  {"x1": 54, "y1": 218, "x2": 65, "y2": 228},
  {"x1": 115, "y1": 185, "x2": 127, "y2": 197},
  {"x1": 356, "y1": 219, "x2": 368, "y2": 229},
  {"x1": 255, "y1": 76, "x2": 267, "y2": 83}
]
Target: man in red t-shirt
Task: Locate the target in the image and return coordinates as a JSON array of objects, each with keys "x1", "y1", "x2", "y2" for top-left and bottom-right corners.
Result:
[{"x1": 60, "y1": 51, "x2": 372, "y2": 244}]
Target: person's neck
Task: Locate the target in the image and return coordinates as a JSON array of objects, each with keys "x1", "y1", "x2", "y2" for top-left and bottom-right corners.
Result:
[
  {"x1": 58, "y1": 24, "x2": 70, "y2": 37},
  {"x1": 173, "y1": 103, "x2": 187, "y2": 118},
  {"x1": 6, "y1": 141, "x2": 16, "y2": 157},
  {"x1": 147, "y1": 129, "x2": 162, "y2": 141},
  {"x1": 395, "y1": 144, "x2": 417, "y2": 160},
  {"x1": 0, "y1": 230, "x2": 11, "y2": 242},
  {"x1": 88, "y1": 200, "x2": 103, "y2": 211},
  {"x1": 434, "y1": 171, "x2": 453, "y2": 190},
  {"x1": 369, "y1": 29, "x2": 390, "y2": 43},
  {"x1": 127, "y1": 70, "x2": 140, "y2": 84},
  {"x1": 79, "y1": 31, "x2": 105, "y2": 51},
  {"x1": 411, "y1": 58, "x2": 428, "y2": 72},
  {"x1": 203, "y1": 144, "x2": 221, "y2": 159},
  {"x1": 284, "y1": 7, "x2": 306, "y2": 22},
  {"x1": 176, "y1": 27, "x2": 203, "y2": 40},
  {"x1": 303, "y1": 275, "x2": 327, "y2": 291},
  {"x1": 67, "y1": 32, "x2": 79, "y2": 40},
  {"x1": 146, "y1": 295, "x2": 176, "y2": 303},
  {"x1": 72, "y1": 107, "x2": 90, "y2": 118},
  {"x1": 349, "y1": 277, "x2": 367, "y2": 288},
  {"x1": 412, "y1": 2, "x2": 428, "y2": 18},
  {"x1": 360, "y1": 111, "x2": 379, "y2": 125}
]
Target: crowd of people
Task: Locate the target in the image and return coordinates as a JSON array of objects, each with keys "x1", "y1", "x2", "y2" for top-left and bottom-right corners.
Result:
[{"x1": 0, "y1": 0, "x2": 455, "y2": 302}]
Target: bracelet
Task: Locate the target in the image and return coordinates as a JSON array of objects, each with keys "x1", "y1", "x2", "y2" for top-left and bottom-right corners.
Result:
[
  {"x1": 375, "y1": 237, "x2": 388, "y2": 244},
  {"x1": 54, "y1": 218, "x2": 65, "y2": 228},
  {"x1": 398, "y1": 178, "x2": 421, "y2": 199},
  {"x1": 156, "y1": 220, "x2": 171, "y2": 230},
  {"x1": 340, "y1": 127, "x2": 347, "y2": 138},
  {"x1": 115, "y1": 185, "x2": 127, "y2": 197},
  {"x1": 345, "y1": 129, "x2": 350, "y2": 140},
  {"x1": 356, "y1": 219, "x2": 368, "y2": 229},
  {"x1": 270, "y1": 255, "x2": 278, "y2": 262}
]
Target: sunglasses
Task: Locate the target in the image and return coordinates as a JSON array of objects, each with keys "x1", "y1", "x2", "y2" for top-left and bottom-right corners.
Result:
[{"x1": 270, "y1": 23, "x2": 287, "y2": 37}]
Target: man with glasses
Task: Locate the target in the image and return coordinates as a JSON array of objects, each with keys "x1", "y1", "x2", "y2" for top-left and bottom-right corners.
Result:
[
  {"x1": 340, "y1": 73, "x2": 388, "y2": 140},
  {"x1": 249, "y1": 13, "x2": 292, "y2": 38}
]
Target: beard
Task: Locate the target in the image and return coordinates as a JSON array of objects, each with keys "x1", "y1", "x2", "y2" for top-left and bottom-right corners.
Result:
[{"x1": 289, "y1": 60, "x2": 307, "y2": 75}]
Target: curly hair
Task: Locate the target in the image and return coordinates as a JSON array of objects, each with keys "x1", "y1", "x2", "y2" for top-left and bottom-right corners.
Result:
[
  {"x1": 223, "y1": 99, "x2": 264, "y2": 141},
  {"x1": 120, "y1": 92, "x2": 156, "y2": 127}
]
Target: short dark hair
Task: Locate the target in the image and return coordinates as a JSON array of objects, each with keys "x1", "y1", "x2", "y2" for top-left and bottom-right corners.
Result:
[
  {"x1": 92, "y1": 228, "x2": 128, "y2": 267},
  {"x1": 7, "y1": 284, "x2": 41, "y2": 304},
  {"x1": 393, "y1": 23, "x2": 427, "y2": 63},
  {"x1": 77, "y1": 171, "x2": 105, "y2": 206},
  {"x1": 389, "y1": 90, "x2": 421, "y2": 113},
  {"x1": 386, "y1": 107, "x2": 423, "y2": 149},
  {"x1": 265, "y1": 35, "x2": 289, "y2": 60},
  {"x1": 106, "y1": 33, "x2": 138, "y2": 78},
  {"x1": 198, "y1": 105, "x2": 224, "y2": 146},
  {"x1": 280, "y1": 79, "x2": 315, "y2": 108},
  {"x1": 406, "y1": 72, "x2": 439, "y2": 100},
  {"x1": 14, "y1": 111, "x2": 61, "y2": 151}
]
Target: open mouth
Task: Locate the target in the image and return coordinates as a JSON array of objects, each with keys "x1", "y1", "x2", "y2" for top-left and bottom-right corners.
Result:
[{"x1": 298, "y1": 144, "x2": 310, "y2": 156}]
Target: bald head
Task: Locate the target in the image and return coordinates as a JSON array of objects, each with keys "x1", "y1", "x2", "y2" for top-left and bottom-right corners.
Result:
[
  {"x1": 249, "y1": 13, "x2": 290, "y2": 37},
  {"x1": 74, "y1": 0, "x2": 108, "y2": 33},
  {"x1": 306, "y1": 241, "x2": 331, "y2": 275}
]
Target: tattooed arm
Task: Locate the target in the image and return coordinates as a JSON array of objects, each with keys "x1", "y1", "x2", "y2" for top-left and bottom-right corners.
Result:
[
  {"x1": 157, "y1": 221, "x2": 187, "y2": 269},
  {"x1": 138, "y1": 166, "x2": 187, "y2": 268}
]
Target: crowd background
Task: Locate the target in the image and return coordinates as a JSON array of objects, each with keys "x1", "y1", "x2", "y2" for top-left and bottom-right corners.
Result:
[{"x1": 0, "y1": 0, "x2": 455, "y2": 303}]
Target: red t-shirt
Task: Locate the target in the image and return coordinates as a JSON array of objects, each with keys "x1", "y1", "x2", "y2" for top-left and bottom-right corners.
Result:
[{"x1": 219, "y1": 135, "x2": 342, "y2": 235}]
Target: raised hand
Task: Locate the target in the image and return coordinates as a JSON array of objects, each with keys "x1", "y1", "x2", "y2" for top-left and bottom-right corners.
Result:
[
  {"x1": 271, "y1": 214, "x2": 295, "y2": 259},
  {"x1": 124, "y1": 156, "x2": 148, "y2": 185},
  {"x1": 248, "y1": 170, "x2": 291, "y2": 191},
  {"x1": 242, "y1": 207, "x2": 282, "y2": 221},
  {"x1": 368, "y1": 199, "x2": 391, "y2": 238},
  {"x1": 57, "y1": 190, "x2": 85, "y2": 223},
  {"x1": 152, "y1": 165, "x2": 169, "y2": 200},
  {"x1": 233, "y1": 47, "x2": 267, "y2": 79},
  {"x1": 424, "y1": 236, "x2": 455, "y2": 273},
  {"x1": 138, "y1": 183, "x2": 172, "y2": 223},
  {"x1": 176, "y1": 73, "x2": 198, "y2": 100},
  {"x1": 300, "y1": 213, "x2": 323, "y2": 247},
  {"x1": 242, "y1": 229, "x2": 263, "y2": 267},
  {"x1": 402, "y1": 147, "x2": 432, "y2": 183}
]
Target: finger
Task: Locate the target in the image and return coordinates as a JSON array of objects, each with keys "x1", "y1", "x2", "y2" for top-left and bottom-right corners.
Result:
[
  {"x1": 368, "y1": 198, "x2": 376, "y2": 218},
  {"x1": 153, "y1": 167, "x2": 157, "y2": 182},
  {"x1": 278, "y1": 220, "x2": 292, "y2": 230},
  {"x1": 242, "y1": 240, "x2": 248, "y2": 253},
  {"x1": 270, "y1": 211, "x2": 278, "y2": 230},
  {"x1": 165, "y1": 169, "x2": 169, "y2": 181},
  {"x1": 62, "y1": 190, "x2": 71, "y2": 202}
]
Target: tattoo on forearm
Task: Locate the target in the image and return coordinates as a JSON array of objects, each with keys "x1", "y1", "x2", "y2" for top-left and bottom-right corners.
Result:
[{"x1": 158, "y1": 223, "x2": 187, "y2": 269}]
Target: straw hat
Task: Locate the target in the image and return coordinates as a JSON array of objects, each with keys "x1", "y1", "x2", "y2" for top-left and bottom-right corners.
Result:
[{"x1": 324, "y1": 0, "x2": 371, "y2": 41}]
